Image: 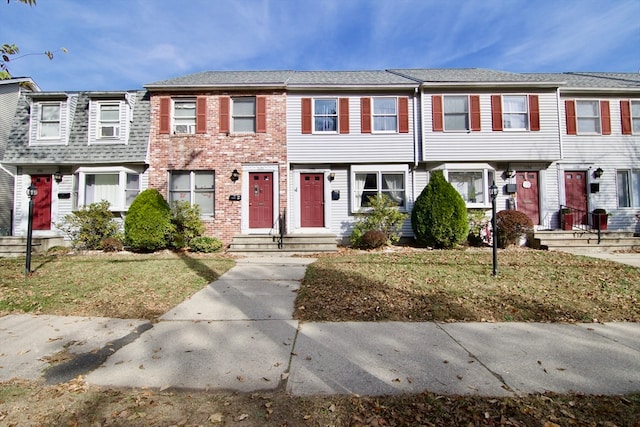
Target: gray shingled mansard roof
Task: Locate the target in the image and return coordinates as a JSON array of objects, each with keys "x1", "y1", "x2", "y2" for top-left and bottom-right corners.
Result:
[{"x1": 2, "y1": 90, "x2": 150, "y2": 165}]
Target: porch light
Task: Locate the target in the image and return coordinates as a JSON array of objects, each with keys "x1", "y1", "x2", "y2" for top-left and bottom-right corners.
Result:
[
  {"x1": 230, "y1": 169, "x2": 240, "y2": 182},
  {"x1": 489, "y1": 181, "x2": 499, "y2": 277},
  {"x1": 53, "y1": 171, "x2": 63, "y2": 183},
  {"x1": 328, "y1": 172, "x2": 335, "y2": 181},
  {"x1": 25, "y1": 183, "x2": 38, "y2": 276},
  {"x1": 594, "y1": 167, "x2": 604, "y2": 179}
]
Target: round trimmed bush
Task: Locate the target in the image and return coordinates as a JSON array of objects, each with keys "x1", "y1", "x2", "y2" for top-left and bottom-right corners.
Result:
[
  {"x1": 411, "y1": 170, "x2": 469, "y2": 249},
  {"x1": 124, "y1": 189, "x2": 172, "y2": 252},
  {"x1": 496, "y1": 210, "x2": 534, "y2": 248},
  {"x1": 189, "y1": 236, "x2": 223, "y2": 253}
]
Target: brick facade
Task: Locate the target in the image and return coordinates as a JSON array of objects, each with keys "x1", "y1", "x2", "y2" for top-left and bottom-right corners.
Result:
[{"x1": 148, "y1": 91, "x2": 288, "y2": 245}]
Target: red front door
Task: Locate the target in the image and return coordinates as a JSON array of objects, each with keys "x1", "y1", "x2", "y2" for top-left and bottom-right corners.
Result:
[
  {"x1": 249, "y1": 172, "x2": 273, "y2": 229},
  {"x1": 516, "y1": 171, "x2": 540, "y2": 225},
  {"x1": 31, "y1": 175, "x2": 52, "y2": 230},
  {"x1": 564, "y1": 171, "x2": 588, "y2": 225},
  {"x1": 300, "y1": 173, "x2": 324, "y2": 227}
]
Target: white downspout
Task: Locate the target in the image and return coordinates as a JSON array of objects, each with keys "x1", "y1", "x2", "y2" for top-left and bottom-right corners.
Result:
[{"x1": 412, "y1": 87, "x2": 420, "y2": 204}]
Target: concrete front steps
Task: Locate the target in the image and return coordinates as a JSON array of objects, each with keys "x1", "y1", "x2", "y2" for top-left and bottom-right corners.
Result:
[
  {"x1": 533, "y1": 230, "x2": 640, "y2": 253},
  {"x1": 0, "y1": 236, "x2": 67, "y2": 257},
  {"x1": 228, "y1": 233, "x2": 338, "y2": 256}
]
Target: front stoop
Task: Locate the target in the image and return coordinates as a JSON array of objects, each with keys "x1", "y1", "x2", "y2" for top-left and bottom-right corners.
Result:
[
  {"x1": 533, "y1": 230, "x2": 640, "y2": 253},
  {"x1": 228, "y1": 234, "x2": 338, "y2": 256},
  {"x1": 0, "y1": 236, "x2": 68, "y2": 258}
]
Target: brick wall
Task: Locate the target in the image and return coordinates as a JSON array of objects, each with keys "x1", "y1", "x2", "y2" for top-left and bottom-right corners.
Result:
[{"x1": 148, "y1": 90, "x2": 288, "y2": 245}]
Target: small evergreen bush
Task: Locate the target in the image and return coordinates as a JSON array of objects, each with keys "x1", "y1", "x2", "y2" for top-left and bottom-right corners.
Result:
[
  {"x1": 170, "y1": 201, "x2": 205, "y2": 249},
  {"x1": 101, "y1": 237, "x2": 123, "y2": 252},
  {"x1": 411, "y1": 170, "x2": 469, "y2": 249},
  {"x1": 350, "y1": 194, "x2": 408, "y2": 248},
  {"x1": 496, "y1": 210, "x2": 534, "y2": 248},
  {"x1": 360, "y1": 230, "x2": 389, "y2": 249},
  {"x1": 189, "y1": 236, "x2": 223, "y2": 253},
  {"x1": 124, "y1": 189, "x2": 172, "y2": 252},
  {"x1": 56, "y1": 200, "x2": 120, "y2": 250}
]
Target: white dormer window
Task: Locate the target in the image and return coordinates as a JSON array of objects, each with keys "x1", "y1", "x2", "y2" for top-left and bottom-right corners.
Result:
[
  {"x1": 99, "y1": 103, "x2": 120, "y2": 138},
  {"x1": 173, "y1": 99, "x2": 196, "y2": 134},
  {"x1": 38, "y1": 103, "x2": 61, "y2": 139}
]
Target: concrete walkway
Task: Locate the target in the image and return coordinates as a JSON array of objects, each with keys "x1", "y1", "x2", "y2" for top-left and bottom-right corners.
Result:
[{"x1": 0, "y1": 255, "x2": 639, "y2": 397}]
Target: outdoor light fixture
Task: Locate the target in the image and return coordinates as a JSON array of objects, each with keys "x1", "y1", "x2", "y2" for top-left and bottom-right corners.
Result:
[
  {"x1": 25, "y1": 183, "x2": 38, "y2": 276},
  {"x1": 328, "y1": 172, "x2": 335, "y2": 181},
  {"x1": 594, "y1": 167, "x2": 604, "y2": 179},
  {"x1": 53, "y1": 171, "x2": 63, "y2": 183},
  {"x1": 489, "y1": 181, "x2": 499, "y2": 277},
  {"x1": 230, "y1": 169, "x2": 240, "y2": 182}
]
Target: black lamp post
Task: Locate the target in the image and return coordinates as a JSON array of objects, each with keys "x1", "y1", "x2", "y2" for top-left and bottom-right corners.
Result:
[
  {"x1": 25, "y1": 183, "x2": 37, "y2": 276},
  {"x1": 489, "y1": 181, "x2": 499, "y2": 277}
]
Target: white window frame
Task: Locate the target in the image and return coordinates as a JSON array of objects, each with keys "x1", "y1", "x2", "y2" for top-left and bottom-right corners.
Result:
[
  {"x1": 231, "y1": 97, "x2": 256, "y2": 133},
  {"x1": 169, "y1": 170, "x2": 215, "y2": 217},
  {"x1": 172, "y1": 99, "x2": 196, "y2": 134},
  {"x1": 37, "y1": 101, "x2": 61, "y2": 139},
  {"x1": 351, "y1": 164, "x2": 408, "y2": 213},
  {"x1": 98, "y1": 102, "x2": 121, "y2": 139},
  {"x1": 76, "y1": 166, "x2": 140, "y2": 211},
  {"x1": 313, "y1": 98, "x2": 338, "y2": 133},
  {"x1": 372, "y1": 97, "x2": 398, "y2": 133},
  {"x1": 576, "y1": 100, "x2": 601, "y2": 134},
  {"x1": 617, "y1": 169, "x2": 640, "y2": 208},
  {"x1": 631, "y1": 100, "x2": 640, "y2": 134},
  {"x1": 502, "y1": 95, "x2": 529, "y2": 131},
  {"x1": 438, "y1": 163, "x2": 495, "y2": 208},
  {"x1": 443, "y1": 95, "x2": 469, "y2": 132}
]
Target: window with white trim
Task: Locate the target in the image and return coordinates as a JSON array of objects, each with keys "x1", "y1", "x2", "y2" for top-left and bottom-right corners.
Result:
[
  {"x1": 173, "y1": 99, "x2": 196, "y2": 134},
  {"x1": 351, "y1": 165, "x2": 407, "y2": 211},
  {"x1": 443, "y1": 95, "x2": 469, "y2": 131},
  {"x1": 169, "y1": 171, "x2": 215, "y2": 216},
  {"x1": 576, "y1": 100, "x2": 601, "y2": 134},
  {"x1": 77, "y1": 169, "x2": 140, "y2": 210},
  {"x1": 632, "y1": 101, "x2": 640, "y2": 134},
  {"x1": 503, "y1": 95, "x2": 528, "y2": 130},
  {"x1": 38, "y1": 102, "x2": 61, "y2": 139},
  {"x1": 232, "y1": 97, "x2": 256, "y2": 133},
  {"x1": 617, "y1": 169, "x2": 640, "y2": 208},
  {"x1": 372, "y1": 97, "x2": 397, "y2": 132},
  {"x1": 314, "y1": 99, "x2": 337, "y2": 132},
  {"x1": 440, "y1": 164, "x2": 495, "y2": 207},
  {"x1": 98, "y1": 103, "x2": 120, "y2": 138}
]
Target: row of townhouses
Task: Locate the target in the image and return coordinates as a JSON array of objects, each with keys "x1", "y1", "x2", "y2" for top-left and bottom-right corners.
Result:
[{"x1": 1, "y1": 69, "x2": 639, "y2": 247}]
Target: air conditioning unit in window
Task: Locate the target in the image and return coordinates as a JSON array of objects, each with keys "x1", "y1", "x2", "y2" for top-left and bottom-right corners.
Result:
[
  {"x1": 174, "y1": 124, "x2": 195, "y2": 134},
  {"x1": 100, "y1": 126, "x2": 120, "y2": 138}
]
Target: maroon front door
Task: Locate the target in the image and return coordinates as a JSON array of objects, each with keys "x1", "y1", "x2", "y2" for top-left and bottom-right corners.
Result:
[
  {"x1": 300, "y1": 173, "x2": 324, "y2": 227},
  {"x1": 564, "y1": 171, "x2": 588, "y2": 225},
  {"x1": 516, "y1": 171, "x2": 540, "y2": 225},
  {"x1": 31, "y1": 175, "x2": 52, "y2": 230},
  {"x1": 249, "y1": 172, "x2": 273, "y2": 229}
]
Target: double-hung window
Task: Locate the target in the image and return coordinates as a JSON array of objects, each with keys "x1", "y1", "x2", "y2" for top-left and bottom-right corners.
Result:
[
  {"x1": 232, "y1": 97, "x2": 256, "y2": 133},
  {"x1": 77, "y1": 168, "x2": 140, "y2": 210},
  {"x1": 38, "y1": 103, "x2": 61, "y2": 139},
  {"x1": 372, "y1": 97, "x2": 397, "y2": 132},
  {"x1": 352, "y1": 165, "x2": 407, "y2": 211},
  {"x1": 440, "y1": 164, "x2": 495, "y2": 207},
  {"x1": 503, "y1": 95, "x2": 528, "y2": 130},
  {"x1": 632, "y1": 101, "x2": 640, "y2": 134},
  {"x1": 169, "y1": 171, "x2": 215, "y2": 216},
  {"x1": 617, "y1": 170, "x2": 640, "y2": 208},
  {"x1": 576, "y1": 100, "x2": 601, "y2": 134},
  {"x1": 173, "y1": 99, "x2": 196, "y2": 134},
  {"x1": 444, "y1": 96, "x2": 469, "y2": 131},
  {"x1": 98, "y1": 103, "x2": 120, "y2": 138},
  {"x1": 314, "y1": 99, "x2": 337, "y2": 132}
]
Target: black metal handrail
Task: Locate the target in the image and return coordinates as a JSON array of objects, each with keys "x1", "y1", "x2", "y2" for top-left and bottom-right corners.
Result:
[
  {"x1": 560, "y1": 205, "x2": 602, "y2": 244},
  {"x1": 269, "y1": 208, "x2": 286, "y2": 249}
]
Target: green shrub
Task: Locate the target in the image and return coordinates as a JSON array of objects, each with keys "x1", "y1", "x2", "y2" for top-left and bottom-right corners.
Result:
[
  {"x1": 467, "y1": 208, "x2": 490, "y2": 247},
  {"x1": 496, "y1": 210, "x2": 534, "y2": 248},
  {"x1": 350, "y1": 194, "x2": 408, "y2": 248},
  {"x1": 170, "y1": 201, "x2": 205, "y2": 249},
  {"x1": 101, "y1": 237, "x2": 123, "y2": 252},
  {"x1": 55, "y1": 200, "x2": 121, "y2": 250},
  {"x1": 189, "y1": 236, "x2": 223, "y2": 253},
  {"x1": 411, "y1": 170, "x2": 469, "y2": 249},
  {"x1": 124, "y1": 189, "x2": 172, "y2": 252},
  {"x1": 360, "y1": 230, "x2": 388, "y2": 249}
]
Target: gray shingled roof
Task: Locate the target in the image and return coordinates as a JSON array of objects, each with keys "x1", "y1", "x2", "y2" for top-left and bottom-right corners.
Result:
[
  {"x1": 146, "y1": 70, "x2": 295, "y2": 88},
  {"x1": 388, "y1": 68, "x2": 558, "y2": 83},
  {"x1": 3, "y1": 90, "x2": 149, "y2": 165},
  {"x1": 523, "y1": 72, "x2": 640, "y2": 89},
  {"x1": 286, "y1": 70, "x2": 417, "y2": 87}
]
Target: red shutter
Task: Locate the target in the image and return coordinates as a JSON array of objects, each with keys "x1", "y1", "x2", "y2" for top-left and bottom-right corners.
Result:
[
  {"x1": 529, "y1": 95, "x2": 540, "y2": 131},
  {"x1": 565, "y1": 100, "x2": 577, "y2": 135},
  {"x1": 432, "y1": 95, "x2": 443, "y2": 132},
  {"x1": 600, "y1": 100, "x2": 611, "y2": 135},
  {"x1": 621, "y1": 100, "x2": 632, "y2": 135},
  {"x1": 159, "y1": 97, "x2": 170, "y2": 134},
  {"x1": 256, "y1": 96, "x2": 267, "y2": 133},
  {"x1": 491, "y1": 95, "x2": 502, "y2": 131},
  {"x1": 339, "y1": 98, "x2": 350, "y2": 134},
  {"x1": 219, "y1": 96, "x2": 230, "y2": 133},
  {"x1": 361, "y1": 97, "x2": 371, "y2": 134},
  {"x1": 196, "y1": 96, "x2": 207, "y2": 134},
  {"x1": 398, "y1": 97, "x2": 409, "y2": 133},
  {"x1": 301, "y1": 98, "x2": 312, "y2": 134},
  {"x1": 470, "y1": 95, "x2": 481, "y2": 131}
]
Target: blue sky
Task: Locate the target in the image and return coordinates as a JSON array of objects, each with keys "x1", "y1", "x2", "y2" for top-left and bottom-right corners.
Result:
[{"x1": 3, "y1": 0, "x2": 639, "y2": 91}]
